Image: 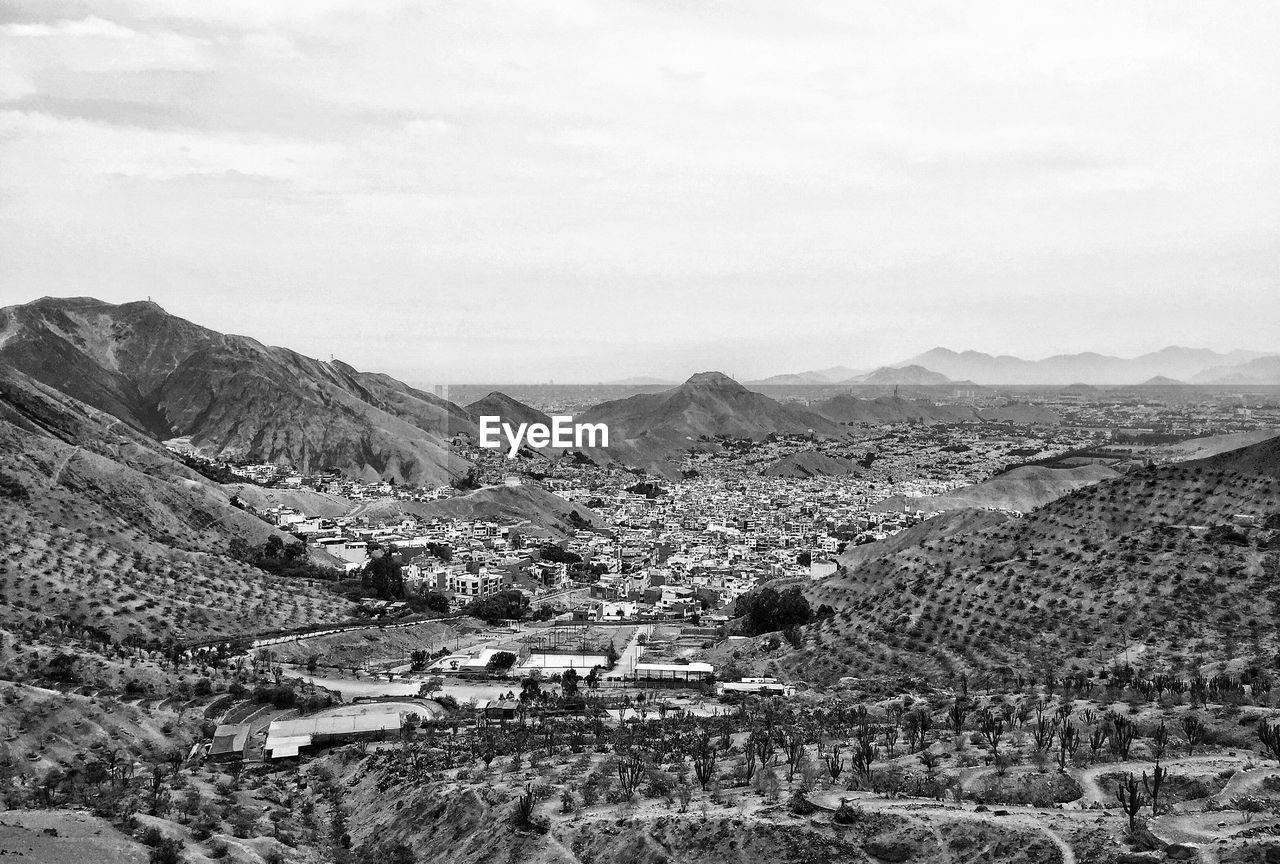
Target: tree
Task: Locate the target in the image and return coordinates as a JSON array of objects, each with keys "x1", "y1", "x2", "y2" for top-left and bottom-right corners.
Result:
[
  {"x1": 148, "y1": 765, "x2": 171, "y2": 817},
  {"x1": 1181, "y1": 713, "x2": 1206, "y2": 756},
  {"x1": 978, "y1": 709, "x2": 1006, "y2": 759},
  {"x1": 693, "y1": 736, "x2": 718, "y2": 790},
  {"x1": 512, "y1": 788, "x2": 537, "y2": 829},
  {"x1": 465, "y1": 590, "x2": 530, "y2": 625},
  {"x1": 1150, "y1": 721, "x2": 1170, "y2": 762},
  {"x1": 1115, "y1": 773, "x2": 1145, "y2": 834},
  {"x1": 361, "y1": 546, "x2": 404, "y2": 600},
  {"x1": 919, "y1": 750, "x2": 941, "y2": 781},
  {"x1": 736, "y1": 586, "x2": 812, "y2": 636},
  {"x1": 424, "y1": 591, "x2": 450, "y2": 613},
  {"x1": 605, "y1": 641, "x2": 620, "y2": 670},
  {"x1": 1259, "y1": 720, "x2": 1280, "y2": 762},
  {"x1": 1110, "y1": 715, "x2": 1135, "y2": 760},
  {"x1": 1057, "y1": 723, "x2": 1079, "y2": 772},
  {"x1": 1142, "y1": 763, "x2": 1167, "y2": 817},
  {"x1": 825, "y1": 745, "x2": 844, "y2": 782},
  {"x1": 561, "y1": 668, "x2": 580, "y2": 697},
  {"x1": 948, "y1": 698, "x2": 969, "y2": 740},
  {"x1": 486, "y1": 652, "x2": 517, "y2": 675},
  {"x1": 148, "y1": 837, "x2": 186, "y2": 864}
]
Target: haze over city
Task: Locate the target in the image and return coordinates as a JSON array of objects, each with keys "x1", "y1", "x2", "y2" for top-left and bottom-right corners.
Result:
[{"x1": 2, "y1": 0, "x2": 1278, "y2": 382}]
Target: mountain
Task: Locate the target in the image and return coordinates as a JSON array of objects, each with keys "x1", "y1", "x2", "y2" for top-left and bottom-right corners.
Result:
[
  {"x1": 0, "y1": 297, "x2": 475, "y2": 486},
  {"x1": 576, "y1": 372, "x2": 845, "y2": 475},
  {"x1": 750, "y1": 365, "x2": 866, "y2": 385},
  {"x1": 761, "y1": 451, "x2": 861, "y2": 478},
  {"x1": 1140, "y1": 375, "x2": 1186, "y2": 385},
  {"x1": 1192, "y1": 355, "x2": 1280, "y2": 385},
  {"x1": 843, "y1": 365, "x2": 952, "y2": 385},
  {"x1": 1196, "y1": 430, "x2": 1280, "y2": 478},
  {"x1": 872, "y1": 464, "x2": 1119, "y2": 514},
  {"x1": 464, "y1": 392, "x2": 553, "y2": 429},
  {"x1": 897, "y1": 346, "x2": 1272, "y2": 385},
  {"x1": 0, "y1": 365, "x2": 352, "y2": 643},
  {"x1": 738, "y1": 433, "x2": 1280, "y2": 685},
  {"x1": 808, "y1": 394, "x2": 1060, "y2": 427},
  {"x1": 1149, "y1": 428, "x2": 1280, "y2": 462}
]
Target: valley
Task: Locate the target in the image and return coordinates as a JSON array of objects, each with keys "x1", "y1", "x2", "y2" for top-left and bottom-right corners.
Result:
[{"x1": 0, "y1": 297, "x2": 1278, "y2": 864}]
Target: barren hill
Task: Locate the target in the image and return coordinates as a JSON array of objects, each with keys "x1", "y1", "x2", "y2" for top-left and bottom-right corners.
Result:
[
  {"x1": 761, "y1": 450, "x2": 860, "y2": 478},
  {"x1": 347, "y1": 483, "x2": 601, "y2": 535},
  {"x1": 1196, "y1": 431, "x2": 1280, "y2": 478},
  {"x1": 0, "y1": 296, "x2": 475, "y2": 486},
  {"x1": 464, "y1": 391, "x2": 553, "y2": 429},
  {"x1": 846, "y1": 364, "x2": 951, "y2": 385},
  {"x1": 901, "y1": 345, "x2": 1270, "y2": 385},
  {"x1": 221, "y1": 482, "x2": 352, "y2": 518},
  {"x1": 740, "y1": 435, "x2": 1280, "y2": 685},
  {"x1": 872, "y1": 464, "x2": 1119, "y2": 514},
  {"x1": 576, "y1": 372, "x2": 844, "y2": 475}
]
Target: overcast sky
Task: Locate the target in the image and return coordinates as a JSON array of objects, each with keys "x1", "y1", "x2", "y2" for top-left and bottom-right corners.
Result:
[{"x1": 1, "y1": 1, "x2": 1277, "y2": 383}]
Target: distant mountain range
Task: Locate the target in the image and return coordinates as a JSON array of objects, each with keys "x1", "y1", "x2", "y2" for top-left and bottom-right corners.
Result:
[
  {"x1": 754, "y1": 346, "x2": 1277, "y2": 386},
  {"x1": 749, "y1": 366, "x2": 867, "y2": 385},
  {"x1": 895, "y1": 346, "x2": 1274, "y2": 385},
  {"x1": 1191, "y1": 355, "x2": 1280, "y2": 385}
]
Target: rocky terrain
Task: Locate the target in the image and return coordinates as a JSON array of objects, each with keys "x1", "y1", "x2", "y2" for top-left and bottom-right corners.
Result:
[
  {"x1": 576, "y1": 372, "x2": 847, "y2": 476},
  {"x1": 762, "y1": 451, "x2": 862, "y2": 479},
  {"x1": 0, "y1": 297, "x2": 474, "y2": 486}
]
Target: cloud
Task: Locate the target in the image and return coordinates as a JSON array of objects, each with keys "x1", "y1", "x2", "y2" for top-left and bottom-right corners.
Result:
[{"x1": 0, "y1": 0, "x2": 1277, "y2": 381}]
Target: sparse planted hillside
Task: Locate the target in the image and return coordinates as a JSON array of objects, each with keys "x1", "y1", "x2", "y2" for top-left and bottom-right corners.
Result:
[
  {"x1": 746, "y1": 436, "x2": 1280, "y2": 686},
  {"x1": 0, "y1": 366, "x2": 353, "y2": 645}
]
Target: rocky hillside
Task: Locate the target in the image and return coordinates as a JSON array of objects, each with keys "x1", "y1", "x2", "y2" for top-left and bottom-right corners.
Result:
[
  {"x1": 847, "y1": 364, "x2": 953, "y2": 385},
  {"x1": 577, "y1": 373, "x2": 845, "y2": 476},
  {"x1": 465, "y1": 391, "x2": 555, "y2": 429},
  {"x1": 0, "y1": 296, "x2": 474, "y2": 485},
  {"x1": 762, "y1": 451, "x2": 861, "y2": 478},
  {"x1": 743, "y1": 435, "x2": 1280, "y2": 685}
]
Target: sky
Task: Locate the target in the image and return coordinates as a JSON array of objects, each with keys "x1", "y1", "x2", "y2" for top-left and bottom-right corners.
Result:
[{"x1": 1, "y1": 1, "x2": 1277, "y2": 384}]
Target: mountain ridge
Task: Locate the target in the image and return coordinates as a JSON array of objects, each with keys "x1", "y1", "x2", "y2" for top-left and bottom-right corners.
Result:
[{"x1": 0, "y1": 296, "x2": 476, "y2": 486}]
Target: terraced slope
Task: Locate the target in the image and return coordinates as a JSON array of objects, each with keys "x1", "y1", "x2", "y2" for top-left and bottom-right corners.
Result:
[{"x1": 747, "y1": 436, "x2": 1280, "y2": 685}]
